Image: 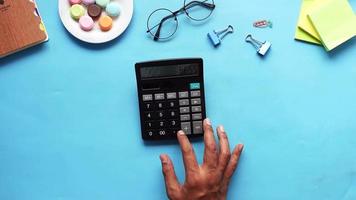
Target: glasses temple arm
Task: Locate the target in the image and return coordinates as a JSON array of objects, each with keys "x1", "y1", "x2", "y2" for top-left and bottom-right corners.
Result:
[
  {"x1": 151, "y1": 14, "x2": 177, "y2": 40},
  {"x1": 184, "y1": 1, "x2": 215, "y2": 10}
]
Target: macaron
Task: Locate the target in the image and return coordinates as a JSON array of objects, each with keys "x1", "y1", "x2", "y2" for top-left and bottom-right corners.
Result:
[
  {"x1": 87, "y1": 4, "x2": 102, "y2": 19},
  {"x1": 70, "y1": 4, "x2": 85, "y2": 20},
  {"x1": 105, "y1": 2, "x2": 121, "y2": 17},
  {"x1": 96, "y1": 0, "x2": 110, "y2": 8},
  {"x1": 99, "y1": 15, "x2": 113, "y2": 31},
  {"x1": 69, "y1": 0, "x2": 81, "y2": 5},
  {"x1": 79, "y1": 16, "x2": 94, "y2": 31},
  {"x1": 82, "y1": 0, "x2": 95, "y2": 5}
]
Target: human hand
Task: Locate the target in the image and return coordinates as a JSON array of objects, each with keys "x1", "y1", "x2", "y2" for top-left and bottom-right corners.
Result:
[{"x1": 159, "y1": 118, "x2": 244, "y2": 200}]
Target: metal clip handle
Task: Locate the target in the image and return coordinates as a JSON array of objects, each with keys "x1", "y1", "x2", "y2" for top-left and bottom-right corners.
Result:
[
  {"x1": 215, "y1": 25, "x2": 234, "y2": 40},
  {"x1": 245, "y1": 34, "x2": 263, "y2": 50}
]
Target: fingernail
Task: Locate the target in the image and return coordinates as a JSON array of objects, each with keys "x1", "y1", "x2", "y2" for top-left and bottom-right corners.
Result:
[
  {"x1": 238, "y1": 144, "x2": 244, "y2": 151},
  {"x1": 218, "y1": 125, "x2": 225, "y2": 132},
  {"x1": 160, "y1": 155, "x2": 168, "y2": 164},
  {"x1": 178, "y1": 130, "x2": 185, "y2": 136},
  {"x1": 205, "y1": 118, "x2": 211, "y2": 125}
]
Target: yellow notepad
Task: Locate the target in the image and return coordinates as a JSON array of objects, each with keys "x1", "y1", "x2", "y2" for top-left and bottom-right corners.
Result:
[
  {"x1": 295, "y1": 27, "x2": 320, "y2": 44},
  {"x1": 308, "y1": 0, "x2": 356, "y2": 51},
  {"x1": 297, "y1": 0, "x2": 323, "y2": 42}
]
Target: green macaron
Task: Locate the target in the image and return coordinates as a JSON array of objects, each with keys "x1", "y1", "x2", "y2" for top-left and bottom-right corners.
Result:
[
  {"x1": 70, "y1": 4, "x2": 85, "y2": 20},
  {"x1": 96, "y1": 0, "x2": 110, "y2": 8}
]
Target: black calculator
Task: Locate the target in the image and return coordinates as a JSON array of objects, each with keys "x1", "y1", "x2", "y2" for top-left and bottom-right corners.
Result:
[{"x1": 135, "y1": 58, "x2": 206, "y2": 140}]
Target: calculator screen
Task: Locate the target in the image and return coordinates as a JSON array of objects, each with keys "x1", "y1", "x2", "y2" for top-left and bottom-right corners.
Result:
[{"x1": 140, "y1": 64, "x2": 199, "y2": 79}]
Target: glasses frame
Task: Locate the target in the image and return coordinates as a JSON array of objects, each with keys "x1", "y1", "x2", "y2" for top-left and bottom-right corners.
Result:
[{"x1": 146, "y1": 0, "x2": 216, "y2": 41}]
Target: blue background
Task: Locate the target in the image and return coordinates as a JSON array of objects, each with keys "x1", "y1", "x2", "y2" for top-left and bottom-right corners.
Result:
[{"x1": 1, "y1": 0, "x2": 356, "y2": 199}]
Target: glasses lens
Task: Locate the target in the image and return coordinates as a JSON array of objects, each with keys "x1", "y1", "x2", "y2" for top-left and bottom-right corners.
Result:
[
  {"x1": 147, "y1": 8, "x2": 178, "y2": 40},
  {"x1": 184, "y1": 0, "x2": 215, "y2": 21}
]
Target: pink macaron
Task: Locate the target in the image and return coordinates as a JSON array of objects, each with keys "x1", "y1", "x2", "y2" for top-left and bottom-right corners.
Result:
[
  {"x1": 69, "y1": 0, "x2": 82, "y2": 5},
  {"x1": 79, "y1": 16, "x2": 95, "y2": 31},
  {"x1": 82, "y1": 0, "x2": 96, "y2": 5}
]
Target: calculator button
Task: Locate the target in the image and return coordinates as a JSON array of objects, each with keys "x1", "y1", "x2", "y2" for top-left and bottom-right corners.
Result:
[
  {"x1": 156, "y1": 102, "x2": 166, "y2": 109},
  {"x1": 180, "y1": 114, "x2": 190, "y2": 121},
  {"x1": 191, "y1": 106, "x2": 202, "y2": 113},
  {"x1": 143, "y1": 94, "x2": 153, "y2": 101},
  {"x1": 144, "y1": 102, "x2": 154, "y2": 111},
  {"x1": 166, "y1": 92, "x2": 177, "y2": 99},
  {"x1": 168, "y1": 110, "x2": 178, "y2": 118},
  {"x1": 191, "y1": 98, "x2": 201, "y2": 105},
  {"x1": 180, "y1": 107, "x2": 190, "y2": 114},
  {"x1": 155, "y1": 93, "x2": 165, "y2": 100},
  {"x1": 181, "y1": 122, "x2": 192, "y2": 135},
  {"x1": 170, "y1": 129, "x2": 179, "y2": 135},
  {"x1": 168, "y1": 101, "x2": 178, "y2": 108},
  {"x1": 158, "y1": 130, "x2": 167, "y2": 136},
  {"x1": 190, "y1": 83, "x2": 200, "y2": 90},
  {"x1": 157, "y1": 111, "x2": 165, "y2": 119},
  {"x1": 158, "y1": 121, "x2": 166, "y2": 128},
  {"x1": 144, "y1": 121, "x2": 157, "y2": 129},
  {"x1": 192, "y1": 121, "x2": 203, "y2": 134},
  {"x1": 146, "y1": 130, "x2": 155, "y2": 137},
  {"x1": 170, "y1": 120, "x2": 179, "y2": 128},
  {"x1": 144, "y1": 112, "x2": 155, "y2": 120},
  {"x1": 179, "y1": 91, "x2": 189, "y2": 98},
  {"x1": 190, "y1": 90, "x2": 201, "y2": 97},
  {"x1": 179, "y1": 99, "x2": 190, "y2": 106},
  {"x1": 192, "y1": 113, "x2": 202, "y2": 120}
]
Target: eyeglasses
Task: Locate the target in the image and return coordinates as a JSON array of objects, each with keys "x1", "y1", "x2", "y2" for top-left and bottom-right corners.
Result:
[{"x1": 146, "y1": 0, "x2": 215, "y2": 41}]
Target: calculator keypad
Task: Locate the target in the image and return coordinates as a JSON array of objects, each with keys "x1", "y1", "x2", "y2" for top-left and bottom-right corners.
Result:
[{"x1": 141, "y1": 85, "x2": 204, "y2": 139}]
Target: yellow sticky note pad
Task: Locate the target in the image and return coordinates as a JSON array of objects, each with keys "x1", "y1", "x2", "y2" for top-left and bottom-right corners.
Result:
[
  {"x1": 297, "y1": 0, "x2": 324, "y2": 42},
  {"x1": 308, "y1": 0, "x2": 356, "y2": 51},
  {"x1": 295, "y1": 27, "x2": 320, "y2": 45},
  {"x1": 295, "y1": 0, "x2": 321, "y2": 45}
]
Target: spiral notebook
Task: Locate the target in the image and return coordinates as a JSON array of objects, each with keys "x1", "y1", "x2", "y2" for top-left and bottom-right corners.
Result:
[{"x1": 0, "y1": 0, "x2": 48, "y2": 58}]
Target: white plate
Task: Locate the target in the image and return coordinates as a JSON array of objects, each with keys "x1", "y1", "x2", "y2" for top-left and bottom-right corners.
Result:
[{"x1": 58, "y1": 0, "x2": 133, "y2": 44}]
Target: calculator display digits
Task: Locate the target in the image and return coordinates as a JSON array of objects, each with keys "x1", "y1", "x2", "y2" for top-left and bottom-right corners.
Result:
[{"x1": 135, "y1": 58, "x2": 206, "y2": 140}]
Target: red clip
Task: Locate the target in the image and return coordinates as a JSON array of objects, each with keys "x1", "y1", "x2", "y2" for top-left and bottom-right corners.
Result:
[{"x1": 253, "y1": 20, "x2": 272, "y2": 28}]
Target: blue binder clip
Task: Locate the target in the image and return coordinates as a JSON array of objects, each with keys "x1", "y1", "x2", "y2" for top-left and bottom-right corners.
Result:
[
  {"x1": 208, "y1": 25, "x2": 234, "y2": 47},
  {"x1": 245, "y1": 34, "x2": 271, "y2": 56}
]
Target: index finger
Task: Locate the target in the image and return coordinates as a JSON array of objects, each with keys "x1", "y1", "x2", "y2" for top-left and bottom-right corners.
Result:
[{"x1": 177, "y1": 131, "x2": 199, "y2": 174}]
